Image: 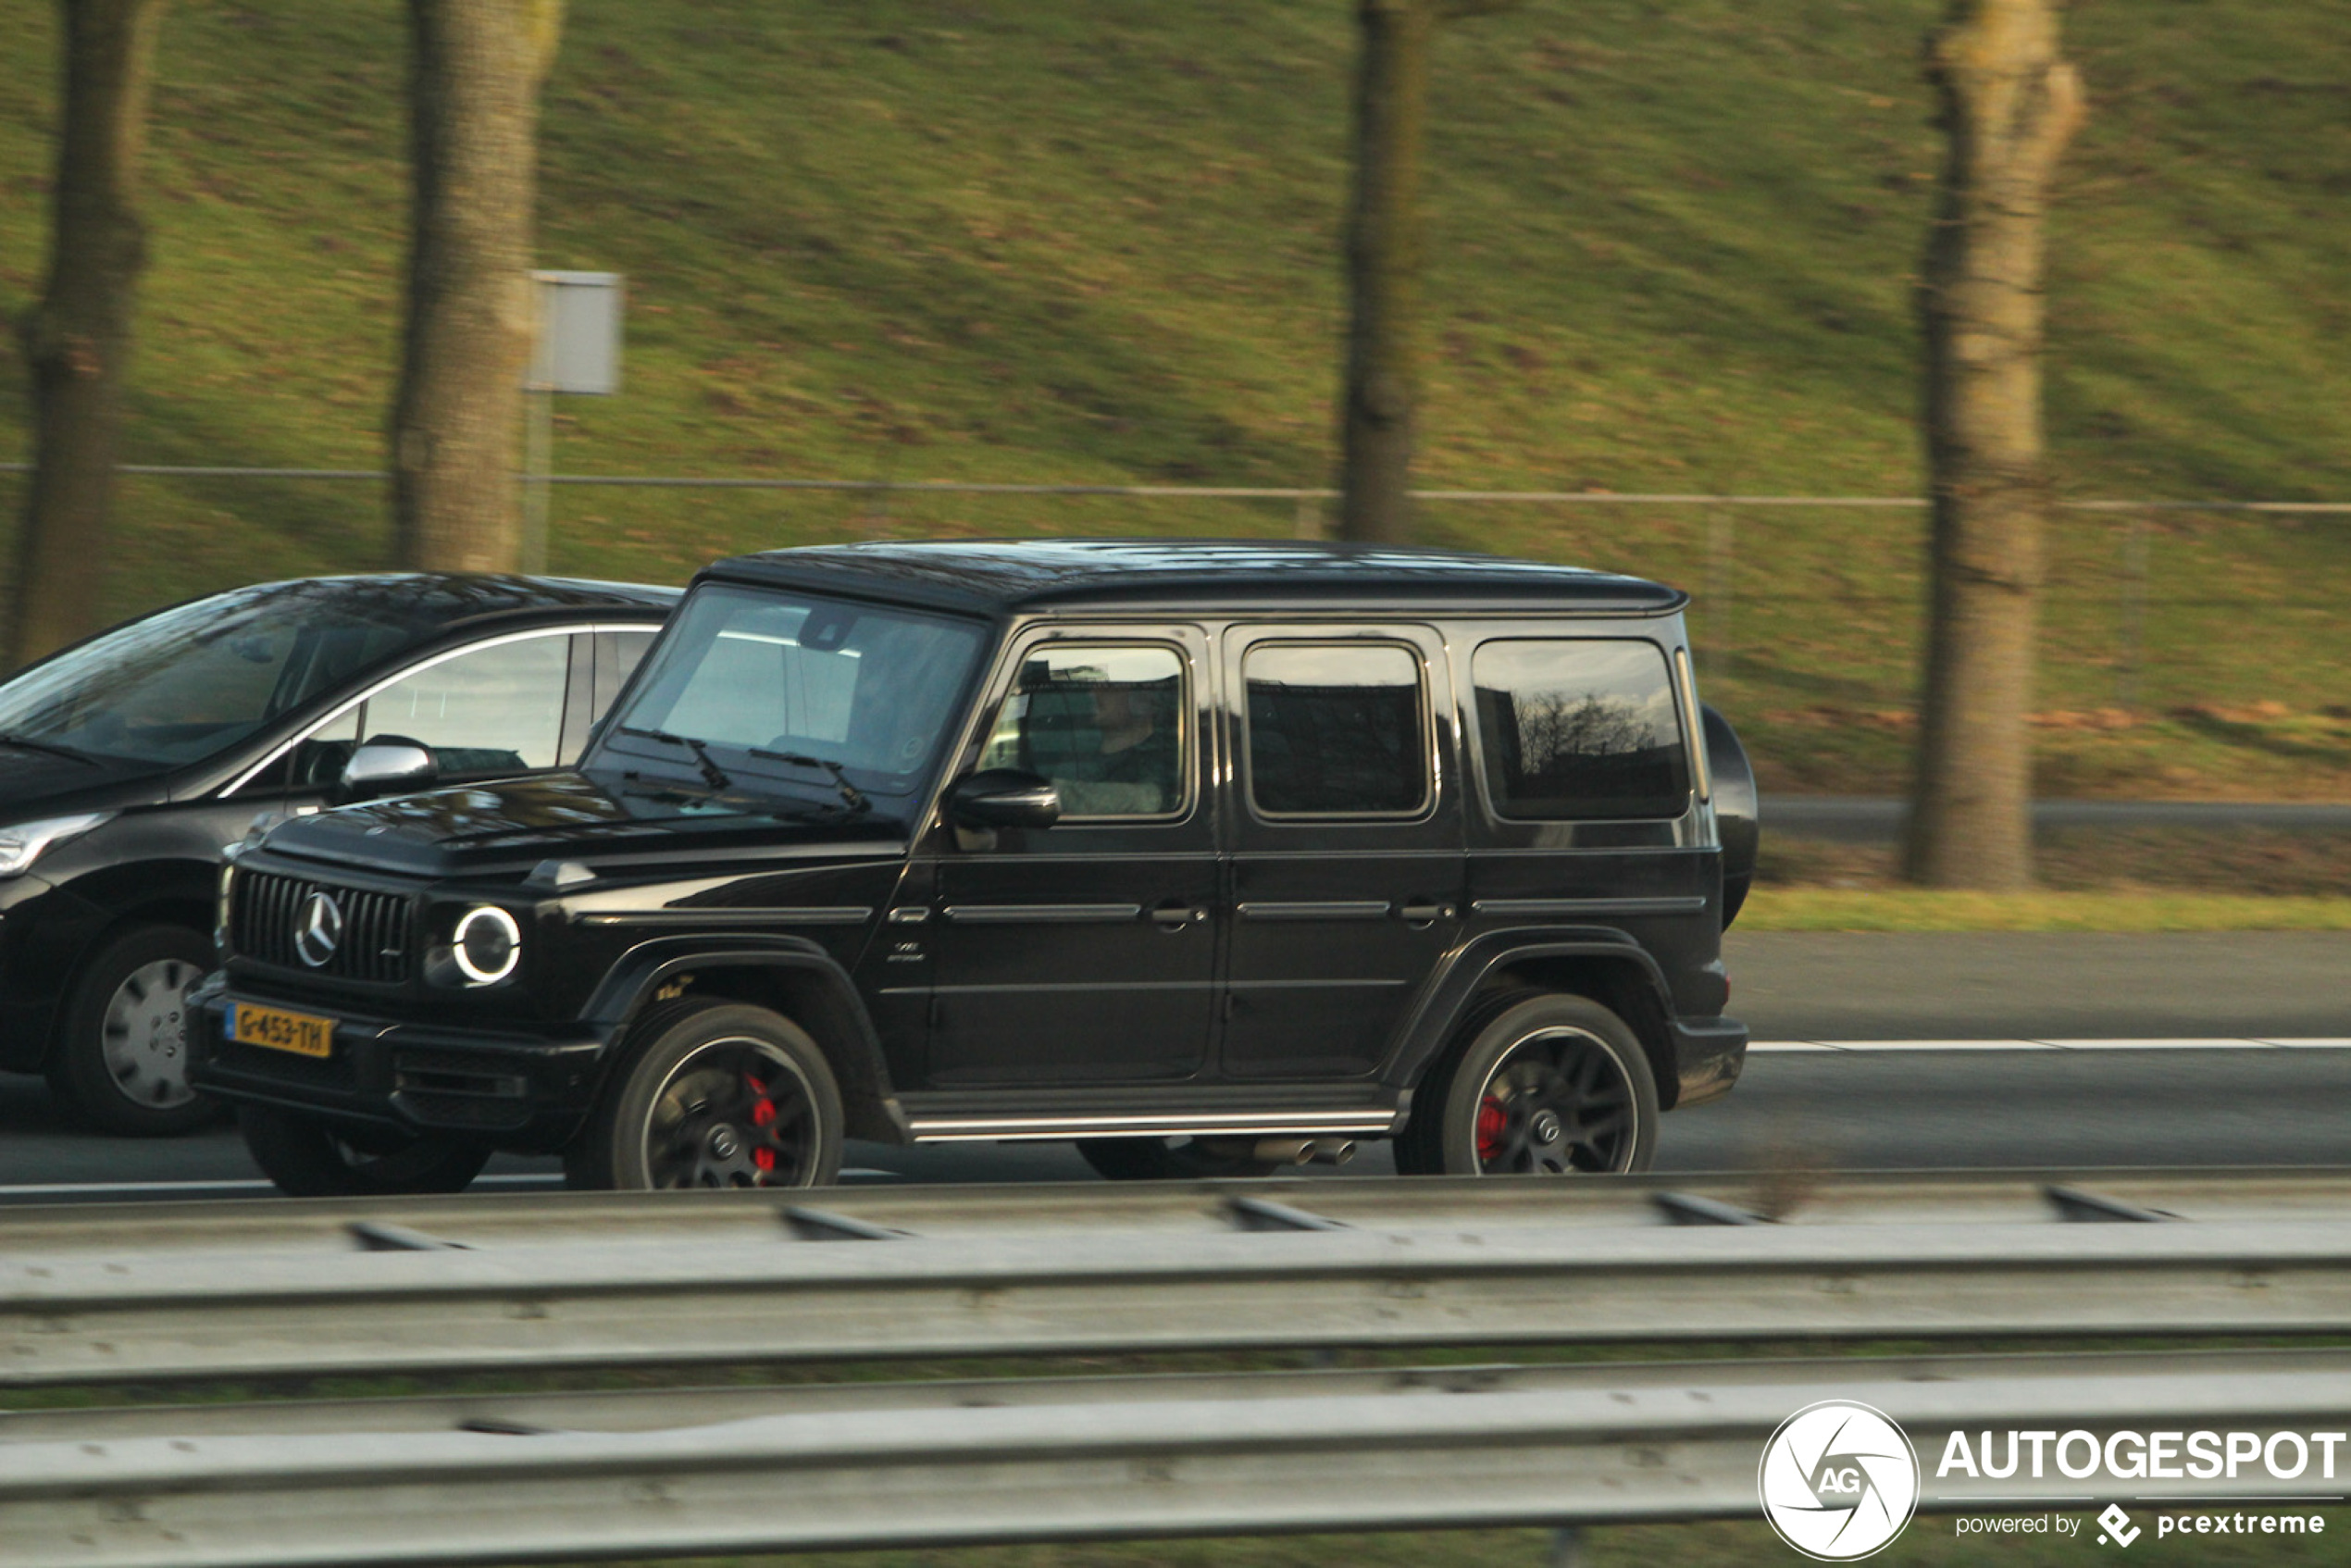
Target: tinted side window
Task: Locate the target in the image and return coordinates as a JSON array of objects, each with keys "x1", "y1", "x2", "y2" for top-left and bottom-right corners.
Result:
[
  {"x1": 978, "y1": 645, "x2": 1187, "y2": 820},
  {"x1": 1243, "y1": 642, "x2": 1428, "y2": 817},
  {"x1": 1473, "y1": 640, "x2": 1690, "y2": 820},
  {"x1": 365, "y1": 635, "x2": 569, "y2": 774}
]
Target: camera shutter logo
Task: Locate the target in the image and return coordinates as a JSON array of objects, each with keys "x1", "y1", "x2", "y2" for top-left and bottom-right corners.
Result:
[
  {"x1": 294, "y1": 890, "x2": 344, "y2": 968},
  {"x1": 1758, "y1": 1400, "x2": 1920, "y2": 1561}
]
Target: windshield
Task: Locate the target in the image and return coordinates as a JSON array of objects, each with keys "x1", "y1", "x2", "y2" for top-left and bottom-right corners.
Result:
[
  {"x1": 591, "y1": 585, "x2": 988, "y2": 810},
  {"x1": 0, "y1": 579, "x2": 458, "y2": 768}
]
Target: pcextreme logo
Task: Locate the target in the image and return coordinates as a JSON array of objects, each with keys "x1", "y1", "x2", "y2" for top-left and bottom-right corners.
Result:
[{"x1": 1759, "y1": 1400, "x2": 1922, "y2": 1561}]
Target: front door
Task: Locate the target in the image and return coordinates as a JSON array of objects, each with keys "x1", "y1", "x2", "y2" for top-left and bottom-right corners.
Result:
[
  {"x1": 923, "y1": 626, "x2": 1218, "y2": 1088},
  {"x1": 1218, "y1": 625, "x2": 1464, "y2": 1079}
]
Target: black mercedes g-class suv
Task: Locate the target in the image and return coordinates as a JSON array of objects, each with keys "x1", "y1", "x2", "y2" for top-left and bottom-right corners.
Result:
[{"x1": 189, "y1": 540, "x2": 1757, "y2": 1194}]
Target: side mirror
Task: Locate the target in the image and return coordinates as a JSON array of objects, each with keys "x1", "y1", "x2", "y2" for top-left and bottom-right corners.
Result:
[
  {"x1": 336, "y1": 736, "x2": 440, "y2": 805},
  {"x1": 946, "y1": 768, "x2": 1061, "y2": 831}
]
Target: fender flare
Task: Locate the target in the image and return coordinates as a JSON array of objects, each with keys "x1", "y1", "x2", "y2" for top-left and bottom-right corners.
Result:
[
  {"x1": 1378, "y1": 928, "x2": 1681, "y2": 1100},
  {"x1": 581, "y1": 934, "x2": 907, "y2": 1141}
]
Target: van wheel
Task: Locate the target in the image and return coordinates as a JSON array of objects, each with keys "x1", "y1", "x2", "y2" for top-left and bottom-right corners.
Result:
[
  {"x1": 1396, "y1": 993, "x2": 1659, "y2": 1176},
  {"x1": 1076, "y1": 1137, "x2": 1277, "y2": 1181},
  {"x1": 48, "y1": 924, "x2": 218, "y2": 1137},
  {"x1": 565, "y1": 1001, "x2": 843, "y2": 1190},
  {"x1": 238, "y1": 1104, "x2": 491, "y2": 1196}
]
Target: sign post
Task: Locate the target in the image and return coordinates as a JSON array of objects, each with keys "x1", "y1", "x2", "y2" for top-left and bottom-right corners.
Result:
[{"x1": 523, "y1": 270, "x2": 623, "y2": 573}]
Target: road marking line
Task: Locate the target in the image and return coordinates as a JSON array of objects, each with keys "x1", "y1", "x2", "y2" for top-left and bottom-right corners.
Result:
[
  {"x1": 0, "y1": 1174, "x2": 562, "y2": 1199},
  {"x1": 0, "y1": 1170, "x2": 898, "y2": 1200},
  {"x1": 1749, "y1": 1038, "x2": 2351, "y2": 1053}
]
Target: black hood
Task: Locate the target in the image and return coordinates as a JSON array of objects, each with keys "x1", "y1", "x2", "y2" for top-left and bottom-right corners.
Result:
[
  {"x1": 259, "y1": 771, "x2": 907, "y2": 879},
  {"x1": 0, "y1": 746, "x2": 172, "y2": 822}
]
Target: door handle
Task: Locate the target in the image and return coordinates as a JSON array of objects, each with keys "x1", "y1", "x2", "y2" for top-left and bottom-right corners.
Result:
[
  {"x1": 1398, "y1": 902, "x2": 1455, "y2": 925},
  {"x1": 1150, "y1": 903, "x2": 1209, "y2": 929}
]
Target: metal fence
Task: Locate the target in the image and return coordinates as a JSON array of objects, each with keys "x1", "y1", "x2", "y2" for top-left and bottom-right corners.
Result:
[{"x1": 3, "y1": 463, "x2": 2346, "y2": 713}]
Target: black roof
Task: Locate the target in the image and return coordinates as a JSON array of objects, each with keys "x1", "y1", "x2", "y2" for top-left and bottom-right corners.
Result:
[
  {"x1": 280, "y1": 573, "x2": 680, "y2": 624},
  {"x1": 701, "y1": 540, "x2": 1685, "y2": 616}
]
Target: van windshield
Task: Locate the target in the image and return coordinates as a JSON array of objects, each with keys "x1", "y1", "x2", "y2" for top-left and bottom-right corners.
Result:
[
  {"x1": 591, "y1": 585, "x2": 987, "y2": 811},
  {"x1": 0, "y1": 580, "x2": 453, "y2": 768}
]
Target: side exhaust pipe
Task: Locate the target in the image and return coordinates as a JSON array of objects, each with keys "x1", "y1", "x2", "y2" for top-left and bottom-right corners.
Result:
[{"x1": 1250, "y1": 1137, "x2": 1358, "y2": 1167}]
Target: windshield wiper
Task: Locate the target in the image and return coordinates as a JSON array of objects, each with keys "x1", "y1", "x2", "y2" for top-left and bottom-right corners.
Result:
[
  {"x1": 617, "y1": 726, "x2": 731, "y2": 791},
  {"x1": 750, "y1": 748, "x2": 871, "y2": 816},
  {"x1": 0, "y1": 733, "x2": 99, "y2": 766}
]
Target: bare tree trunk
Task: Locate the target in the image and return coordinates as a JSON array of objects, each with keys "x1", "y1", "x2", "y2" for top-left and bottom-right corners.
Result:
[
  {"x1": 1903, "y1": 0, "x2": 2082, "y2": 889},
  {"x1": 1337, "y1": 0, "x2": 1514, "y2": 545},
  {"x1": 6, "y1": 0, "x2": 165, "y2": 669},
  {"x1": 1338, "y1": 0, "x2": 1433, "y2": 545},
  {"x1": 390, "y1": 0, "x2": 562, "y2": 573}
]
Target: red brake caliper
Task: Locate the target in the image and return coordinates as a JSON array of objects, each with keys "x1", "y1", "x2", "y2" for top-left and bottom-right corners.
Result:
[
  {"x1": 747, "y1": 1073, "x2": 778, "y2": 1178},
  {"x1": 1475, "y1": 1097, "x2": 1507, "y2": 1165}
]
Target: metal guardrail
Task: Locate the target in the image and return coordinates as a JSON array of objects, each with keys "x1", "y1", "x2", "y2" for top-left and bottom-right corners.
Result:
[
  {"x1": 6, "y1": 1174, "x2": 2351, "y2": 1565},
  {"x1": 6, "y1": 1166, "x2": 2347, "y2": 1255},
  {"x1": 10, "y1": 1221, "x2": 2351, "y2": 1388},
  {"x1": 5, "y1": 1353, "x2": 2349, "y2": 1566},
  {"x1": 6, "y1": 1173, "x2": 2351, "y2": 1388}
]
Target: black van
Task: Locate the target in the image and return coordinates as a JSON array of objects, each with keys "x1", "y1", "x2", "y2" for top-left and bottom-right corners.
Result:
[
  {"x1": 188, "y1": 541, "x2": 1757, "y2": 1193},
  {"x1": 0, "y1": 574, "x2": 674, "y2": 1133}
]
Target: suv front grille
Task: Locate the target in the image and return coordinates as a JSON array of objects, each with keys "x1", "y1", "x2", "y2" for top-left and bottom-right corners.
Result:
[{"x1": 230, "y1": 868, "x2": 414, "y2": 984}]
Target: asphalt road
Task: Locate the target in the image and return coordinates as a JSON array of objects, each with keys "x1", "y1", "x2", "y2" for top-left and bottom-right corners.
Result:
[{"x1": 3, "y1": 933, "x2": 2344, "y2": 1195}]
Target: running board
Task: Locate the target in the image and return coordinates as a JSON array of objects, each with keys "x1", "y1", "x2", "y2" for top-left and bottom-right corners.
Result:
[{"x1": 906, "y1": 1108, "x2": 1403, "y2": 1143}]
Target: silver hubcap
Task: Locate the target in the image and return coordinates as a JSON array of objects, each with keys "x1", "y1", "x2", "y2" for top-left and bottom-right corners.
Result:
[{"x1": 102, "y1": 958, "x2": 199, "y2": 1109}]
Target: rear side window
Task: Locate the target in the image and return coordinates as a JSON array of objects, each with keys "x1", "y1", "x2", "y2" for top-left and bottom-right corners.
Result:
[
  {"x1": 1473, "y1": 640, "x2": 1690, "y2": 820},
  {"x1": 1243, "y1": 642, "x2": 1429, "y2": 817}
]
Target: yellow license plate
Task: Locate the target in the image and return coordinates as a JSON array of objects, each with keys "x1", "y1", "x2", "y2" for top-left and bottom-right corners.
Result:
[{"x1": 230, "y1": 1002, "x2": 336, "y2": 1059}]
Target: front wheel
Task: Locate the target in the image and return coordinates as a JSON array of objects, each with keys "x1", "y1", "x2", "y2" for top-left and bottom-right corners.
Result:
[
  {"x1": 564, "y1": 1001, "x2": 843, "y2": 1190},
  {"x1": 238, "y1": 1104, "x2": 491, "y2": 1197},
  {"x1": 1395, "y1": 993, "x2": 1660, "y2": 1176},
  {"x1": 48, "y1": 924, "x2": 219, "y2": 1137}
]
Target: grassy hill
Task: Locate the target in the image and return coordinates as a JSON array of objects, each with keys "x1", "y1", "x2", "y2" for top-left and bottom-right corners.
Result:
[{"x1": 0, "y1": 0, "x2": 2345, "y2": 798}]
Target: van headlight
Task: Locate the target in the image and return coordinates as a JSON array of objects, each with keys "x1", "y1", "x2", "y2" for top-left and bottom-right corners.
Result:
[
  {"x1": 451, "y1": 905, "x2": 523, "y2": 986},
  {"x1": 0, "y1": 813, "x2": 112, "y2": 877}
]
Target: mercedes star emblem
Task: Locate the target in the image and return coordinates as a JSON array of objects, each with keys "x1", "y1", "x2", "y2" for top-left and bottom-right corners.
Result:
[{"x1": 294, "y1": 890, "x2": 344, "y2": 968}]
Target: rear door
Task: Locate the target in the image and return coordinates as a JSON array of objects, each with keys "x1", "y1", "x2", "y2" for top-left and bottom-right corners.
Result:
[{"x1": 1217, "y1": 624, "x2": 1463, "y2": 1080}]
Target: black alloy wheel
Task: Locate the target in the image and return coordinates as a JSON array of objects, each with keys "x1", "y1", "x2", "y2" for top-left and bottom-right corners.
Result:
[
  {"x1": 566, "y1": 1001, "x2": 843, "y2": 1190},
  {"x1": 49, "y1": 923, "x2": 221, "y2": 1136},
  {"x1": 1396, "y1": 992, "x2": 1660, "y2": 1176},
  {"x1": 1470, "y1": 1028, "x2": 1641, "y2": 1174},
  {"x1": 238, "y1": 1103, "x2": 491, "y2": 1197}
]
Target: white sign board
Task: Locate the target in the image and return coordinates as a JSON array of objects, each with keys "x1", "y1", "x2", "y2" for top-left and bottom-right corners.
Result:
[{"x1": 528, "y1": 270, "x2": 622, "y2": 395}]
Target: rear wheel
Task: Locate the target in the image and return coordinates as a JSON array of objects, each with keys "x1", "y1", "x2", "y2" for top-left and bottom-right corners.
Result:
[
  {"x1": 1076, "y1": 1136, "x2": 1278, "y2": 1181},
  {"x1": 1396, "y1": 993, "x2": 1659, "y2": 1176},
  {"x1": 238, "y1": 1103, "x2": 491, "y2": 1197},
  {"x1": 48, "y1": 924, "x2": 218, "y2": 1136},
  {"x1": 565, "y1": 1001, "x2": 843, "y2": 1190}
]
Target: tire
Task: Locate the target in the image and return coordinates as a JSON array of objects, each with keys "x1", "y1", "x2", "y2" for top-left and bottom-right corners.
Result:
[
  {"x1": 238, "y1": 1103, "x2": 491, "y2": 1197},
  {"x1": 47, "y1": 923, "x2": 219, "y2": 1136},
  {"x1": 564, "y1": 1000, "x2": 844, "y2": 1191},
  {"x1": 1395, "y1": 992, "x2": 1660, "y2": 1176},
  {"x1": 1076, "y1": 1136, "x2": 1279, "y2": 1181}
]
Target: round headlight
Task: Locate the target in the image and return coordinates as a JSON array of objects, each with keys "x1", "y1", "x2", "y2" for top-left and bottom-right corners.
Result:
[{"x1": 453, "y1": 905, "x2": 522, "y2": 985}]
